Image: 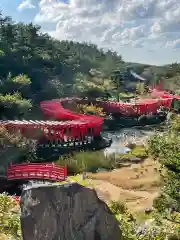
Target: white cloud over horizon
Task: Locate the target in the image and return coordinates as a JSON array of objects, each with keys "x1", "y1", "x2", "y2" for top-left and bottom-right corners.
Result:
[
  {"x1": 16, "y1": 0, "x2": 180, "y2": 65},
  {"x1": 17, "y1": 0, "x2": 36, "y2": 11}
]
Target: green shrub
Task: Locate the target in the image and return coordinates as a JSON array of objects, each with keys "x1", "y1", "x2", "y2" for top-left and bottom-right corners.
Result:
[
  {"x1": 119, "y1": 92, "x2": 134, "y2": 98},
  {"x1": 109, "y1": 201, "x2": 179, "y2": 240},
  {"x1": 148, "y1": 115, "x2": 180, "y2": 214},
  {"x1": 131, "y1": 146, "x2": 148, "y2": 158},
  {"x1": 118, "y1": 145, "x2": 148, "y2": 160},
  {"x1": 77, "y1": 103, "x2": 106, "y2": 117},
  {"x1": 0, "y1": 193, "x2": 21, "y2": 239},
  {"x1": 56, "y1": 151, "x2": 116, "y2": 174},
  {"x1": 0, "y1": 92, "x2": 32, "y2": 110},
  {"x1": 11, "y1": 74, "x2": 31, "y2": 86}
]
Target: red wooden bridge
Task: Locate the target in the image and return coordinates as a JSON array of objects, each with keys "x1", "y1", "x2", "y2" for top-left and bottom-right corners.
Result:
[
  {"x1": 7, "y1": 162, "x2": 67, "y2": 182},
  {"x1": 8, "y1": 162, "x2": 67, "y2": 203}
]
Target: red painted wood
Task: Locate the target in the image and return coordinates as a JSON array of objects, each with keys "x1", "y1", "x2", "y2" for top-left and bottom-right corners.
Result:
[
  {"x1": 0, "y1": 93, "x2": 177, "y2": 141},
  {"x1": 12, "y1": 196, "x2": 20, "y2": 202},
  {"x1": 7, "y1": 163, "x2": 67, "y2": 182}
]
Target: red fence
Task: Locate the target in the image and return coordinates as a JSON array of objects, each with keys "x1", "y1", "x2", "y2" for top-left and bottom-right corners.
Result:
[
  {"x1": 40, "y1": 97, "x2": 173, "y2": 120},
  {"x1": 0, "y1": 119, "x2": 103, "y2": 140},
  {"x1": 7, "y1": 163, "x2": 67, "y2": 182},
  {"x1": 0, "y1": 94, "x2": 176, "y2": 142}
]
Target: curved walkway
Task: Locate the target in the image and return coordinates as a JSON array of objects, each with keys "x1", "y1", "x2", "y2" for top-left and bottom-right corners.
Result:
[{"x1": 40, "y1": 94, "x2": 173, "y2": 121}]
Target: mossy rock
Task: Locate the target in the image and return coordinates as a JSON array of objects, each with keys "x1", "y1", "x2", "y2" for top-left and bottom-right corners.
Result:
[
  {"x1": 118, "y1": 155, "x2": 143, "y2": 164},
  {"x1": 118, "y1": 145, "x2": 148, "y2": 161},
  {"x1": 131, "y1": 146, "x2": 148, "y2": 159}
]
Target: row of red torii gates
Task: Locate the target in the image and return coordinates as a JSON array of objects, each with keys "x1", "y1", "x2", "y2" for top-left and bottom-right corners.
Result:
[{"x1": 0, "y1": 86, "x2": 176, "y2": 191}]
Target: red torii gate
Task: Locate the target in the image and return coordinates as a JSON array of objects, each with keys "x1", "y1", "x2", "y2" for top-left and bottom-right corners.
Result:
[
  {"x1": 40, "y1": 97, "x2": 165, "y2": 121},
  {"x1": 1, "y1": 93, "x2": 177, "y2": 204},
  {"x1": 0, "y1": 96, "x2": 173, "y2": 141},
  {"x1": 0, "y1": 119, "x2": 102, "y2": 140}
]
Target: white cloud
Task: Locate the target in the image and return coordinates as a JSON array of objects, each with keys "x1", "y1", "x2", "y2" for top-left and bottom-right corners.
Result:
[
  {"x1": 17, "y1": 0, "x2": 36, "y2": 11},
  {"x1": 19, "y1": 0, "x2": 180, "y2": 64},
  {"x1": 165, "y1": 39, "x2": 180, "y2": 48}
]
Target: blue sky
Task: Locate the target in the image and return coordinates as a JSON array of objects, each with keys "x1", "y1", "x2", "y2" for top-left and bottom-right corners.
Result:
[
  {"x1": 0, "y1": 0, "x2": 37, "y2": 23},
  {"x1": 1, "y1": 0, "x2": 180, "y2": 65}
]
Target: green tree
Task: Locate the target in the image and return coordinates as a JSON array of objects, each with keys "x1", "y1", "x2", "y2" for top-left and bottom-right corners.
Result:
[
  {"x1": 110, "y1": 66, "x2": 126, "y2": 101},
  {"x1": 148, "y1": 116, "x2": 180, "y2": 217},
  {"x1": 0, "y1": 73, "x2": 32, "y2": 119},
  {"x1": 136, "y1": 82, "x2": 146, "y2": 95},
  {"x1": 0, "y1": 11, "x2": 124, "y2": 105}
]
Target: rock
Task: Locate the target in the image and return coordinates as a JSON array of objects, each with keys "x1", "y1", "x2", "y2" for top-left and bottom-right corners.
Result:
[
  {"x1": 126, "y1": 143, "x2": 136, "y2": 149},
  {"x1": 96, "y1": 168, "x2": 109, "y2": 172},
  {"x1": 20, "y1": 183, "x2": 122, "y2": 240},
  {"x1": 120, "y1": 156, "x2": 144, "y2": 164},
  {"x1": 144, "y1": 208, "x2": 153, "y2": 214},
  {"x1": 95, "y1": 189, "x2": 111, "y2": 203},
  {"x1": 116, "y1": 163, "x2": 131, "y2": 168}
]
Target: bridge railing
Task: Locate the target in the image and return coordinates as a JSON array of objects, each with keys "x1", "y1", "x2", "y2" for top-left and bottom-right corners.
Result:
[{"x1": 7, "y1": 162, "x2": 67, "y2": 182}]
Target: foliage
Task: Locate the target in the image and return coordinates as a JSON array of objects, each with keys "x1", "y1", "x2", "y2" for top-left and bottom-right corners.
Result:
[
  {"x1": 109, "y1": 201, "x2": 178, "y2": 240},
  {"x1": 119, "y1": 145, "x2": 148, "y2": 160},
  {"x1": 0, "y1": 126, "x2": 37, "y2": 166},
  {"x1": 0, "y1": 11, "x2": 124, "y2": 108},
  {"x1": 11, "y1": 74, "x2": 31, "y2": 86},
  {"x1": 55, "y1": 146, "x2": 148, "y2": 175},
  {"x1": 73, "y1": 72, "x2": 116, "y2": 99},
  {"x1": 0, "y1": 11, "x2": 180, "y2": 111},
  {"x1": 131, "y1": 145, "x2": 148, "y2": 158},
  {"x1": 136, "y1": 82, "x2": 146, "y2": 95},
  {"x1": 59, "y1": 176, "x2": 180, "y2": 239},
  {"x1": 80, "y1": 88, "x2": 108, "y2": 99},
  {"x1": 118, "y1": 92, "x2": 134, "y2": 98},
  {"x1": 56, "y1": 151, "x2": 117, "y2": 174},
  {"x1": 0, "y1": 193, "x2": 21, "y2": 239},
  {"x1": 77, "y1": 103, "x2": 106, "y2": 116},
  {"x1": 109, "y1": 200, "x2": 180, "y2": 240},
  {"x1": 110, "y1": 68, "x2": 125, "y2": 101},
  {"x1": 0, "y1": 92, "x2": 32, "y2": 108},
  {"x1": 0, "y1": 9, "x2": 179, "y2": 240},
  {"x1": 0, "y1": 71, "x2": 32, "y2": 119},
  {"x1": 175, "y1": 89, "x2": 180, "y2": 95},
  {"x1": 130, "y1": 64, "x2": 150, "y2": 75},
  {"x1": 148, "y1": 115, "x2": 180, "y2": 214},
  {"x1": 0, "y1": 184, "x2": 179, "y2": 240},
  {"x1": 0, "y1": 126, "x2": 34, "y2": 148}
]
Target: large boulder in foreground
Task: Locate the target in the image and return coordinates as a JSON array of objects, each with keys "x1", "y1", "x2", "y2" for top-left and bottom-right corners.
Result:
[{"x1": 20, "y1": 183, "x2": 122, "y2": 240}]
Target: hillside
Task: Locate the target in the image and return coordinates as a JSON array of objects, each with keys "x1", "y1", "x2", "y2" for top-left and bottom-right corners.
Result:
[
  {"x1": 0, "y1": 12, "x2": 126, "y2": 119},
  {"x1": 2, "y1": 12, "x2": 178, "y2": 120},
  {"x1": 0, "y1": 11, "x2": 179, "y2": 240},
  {"x1": 1, "y1": 11, "x2": 180, "y2": 120}
]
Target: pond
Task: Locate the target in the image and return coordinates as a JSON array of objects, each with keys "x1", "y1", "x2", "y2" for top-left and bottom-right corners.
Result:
[{"x1": 103, "y1": 125, "x2": 160, "y2": 156}]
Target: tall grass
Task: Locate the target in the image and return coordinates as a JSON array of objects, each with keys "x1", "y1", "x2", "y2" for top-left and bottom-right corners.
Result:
[
  {"x1": 55, "y1": 145, "x2": 149, "y2": 174},
  {"x1": 55, "y1": 150, "x2": 117, "y2": 174}
]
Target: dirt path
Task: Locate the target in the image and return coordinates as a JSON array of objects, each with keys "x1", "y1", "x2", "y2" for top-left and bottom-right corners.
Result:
[{"x1": 87, "y1": 158, "x2": 161, "y2": 213}]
